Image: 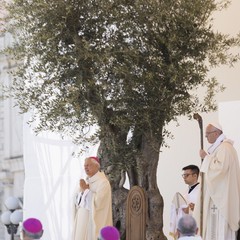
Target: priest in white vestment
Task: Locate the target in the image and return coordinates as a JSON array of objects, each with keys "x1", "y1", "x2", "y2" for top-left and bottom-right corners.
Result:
[
  {"x1": 197, "y1": 123, "x2": 240, "y2": 240},
  {"x1": 72, "y1": 156, "x2": 113, "y2": 240},
  {"x1": 170, "y1": 165, "x2": 200, "y2": 239}
]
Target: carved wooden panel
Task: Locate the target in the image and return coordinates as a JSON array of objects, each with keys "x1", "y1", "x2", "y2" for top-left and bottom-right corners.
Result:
[{"x1": 126, "y1": 186, "x2": 147, "y2": 240}]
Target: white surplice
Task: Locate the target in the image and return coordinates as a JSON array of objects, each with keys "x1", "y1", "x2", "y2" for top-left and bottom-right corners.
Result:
[{"x1": 170, "y1": 184, "x2": 200, "y2": 239}]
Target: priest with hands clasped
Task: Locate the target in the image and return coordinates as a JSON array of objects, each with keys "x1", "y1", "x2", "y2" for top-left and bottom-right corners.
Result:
[{"x1": 72, "y1": 156, "x2": 113, "y2": 240}]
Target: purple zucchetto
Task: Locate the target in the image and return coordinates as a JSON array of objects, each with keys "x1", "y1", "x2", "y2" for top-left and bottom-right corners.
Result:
[
  {"x1": 89, "y1": 156, "x2": 100, "y2": 164},
  {"x1": 22, "y1": 218, "x2": 43, "y2": 238},
  {"x1": 100, "y1": 226, "x2": 120, "y2": 240}
]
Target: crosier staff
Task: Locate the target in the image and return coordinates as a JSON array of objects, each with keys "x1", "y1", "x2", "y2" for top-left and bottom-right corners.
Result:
[{"x1": 193, "y1": 113, "x2": 204, "y2": 237}]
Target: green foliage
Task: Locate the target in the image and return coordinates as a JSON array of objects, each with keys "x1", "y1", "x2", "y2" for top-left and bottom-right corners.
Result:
[
  {"x1": 2, "y1": 0, "x2": 240, "y2": 156},
  {"x1": 2, "y1": 2, "x2": 240, "y2": 237}
]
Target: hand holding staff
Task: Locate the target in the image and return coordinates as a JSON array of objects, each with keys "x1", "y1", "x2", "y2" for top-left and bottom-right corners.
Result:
[
  {"x1": 193, "y1": 113, "x2": 203, "y2": 152},
  {"x1": 193, "y1": 113, "x2": 204, "y2": 237}
]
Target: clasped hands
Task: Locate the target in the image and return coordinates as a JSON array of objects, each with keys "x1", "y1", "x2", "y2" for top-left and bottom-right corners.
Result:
[{"x1": 80, "y1": 179, "x2": 89, "y2": 191}]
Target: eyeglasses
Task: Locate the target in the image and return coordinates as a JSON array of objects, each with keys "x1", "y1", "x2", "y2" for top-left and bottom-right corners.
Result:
[{"x1": 182, "y1": 173, "x2": 195, "y2": 178}]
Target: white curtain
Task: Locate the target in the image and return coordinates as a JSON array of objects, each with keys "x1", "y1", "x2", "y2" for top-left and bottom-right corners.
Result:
[{"x1": 23, "y1": 113, "x2": 98, "y2": 240}]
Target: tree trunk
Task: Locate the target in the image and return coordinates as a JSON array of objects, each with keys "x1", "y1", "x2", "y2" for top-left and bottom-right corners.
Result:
[
  {"x1": 112, "y1": 187, "x2": 128, "y2": 238},
  {"x1": 98, "y1": 126, "x2": 167, "y2": 239},
  {"x1": 98, "y1": 132, "x2": 129, "y2": 238},
  {"x1": 146, "y1": 189, "x2": 166, "y2": 240},
  {"x1": 132, "y1": 133, "x2": 167, "y2": 240}
]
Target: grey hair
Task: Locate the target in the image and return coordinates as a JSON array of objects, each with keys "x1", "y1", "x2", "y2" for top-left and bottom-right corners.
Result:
[
  {"x1": 177, "y1": 215, "x2": 197, "y2": 236},
  {"x1": 23, "y1": 229, "x2": 43, "y2": 239}
]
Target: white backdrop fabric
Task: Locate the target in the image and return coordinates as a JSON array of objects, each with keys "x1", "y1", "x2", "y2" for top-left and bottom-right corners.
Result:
[{"x1": 23, "y1": 114, "x2": 98, "y2": 240}]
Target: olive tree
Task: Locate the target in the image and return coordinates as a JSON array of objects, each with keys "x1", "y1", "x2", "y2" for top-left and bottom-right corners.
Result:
[{"x1": 2, "y1": 0, "x2": 240, "y2": 238}]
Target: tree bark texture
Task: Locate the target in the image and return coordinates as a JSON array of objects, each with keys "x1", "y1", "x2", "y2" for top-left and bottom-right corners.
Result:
[
  {"x1": 135, "y1": 133, "x2": 167, "y2": 240},
  {"x1": 98, "y1": 128, "x2": 167, "y2": 240}
]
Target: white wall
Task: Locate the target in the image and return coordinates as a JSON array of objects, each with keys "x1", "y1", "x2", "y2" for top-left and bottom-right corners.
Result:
[{"x1": 158, "y1": 0, "x2": 240, "y2": 238}]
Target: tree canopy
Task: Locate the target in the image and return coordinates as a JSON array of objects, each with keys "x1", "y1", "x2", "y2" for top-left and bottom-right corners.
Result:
[
  {"x1": 2, "y1": 0, "x2": 240, "y2": 238},
  {"x1": 3, "y1": 0, "x2": 239, "y2": 147}
]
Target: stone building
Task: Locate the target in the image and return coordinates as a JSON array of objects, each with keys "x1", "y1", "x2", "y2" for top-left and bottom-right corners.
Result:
[{"x1": 0, "y1": 30, "x2": 24, "y2": 239}]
